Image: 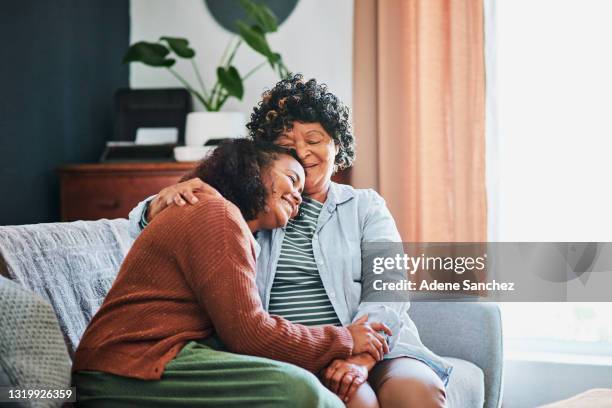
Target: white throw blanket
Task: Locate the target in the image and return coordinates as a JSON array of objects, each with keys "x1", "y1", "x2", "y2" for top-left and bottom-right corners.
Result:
[{"x1": 0, "y1": 219, "x2": 134, "y2": 355}]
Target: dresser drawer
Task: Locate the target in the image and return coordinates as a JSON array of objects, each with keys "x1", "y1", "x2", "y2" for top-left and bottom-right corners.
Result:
[{"x1": 58, "y1": 162, "x2": 196, "y2": 221}]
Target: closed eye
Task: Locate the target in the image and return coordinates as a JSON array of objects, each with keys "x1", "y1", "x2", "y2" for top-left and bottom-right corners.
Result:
[{"x1": 287, "y1": 172, "x2": 303, "y2": 194}]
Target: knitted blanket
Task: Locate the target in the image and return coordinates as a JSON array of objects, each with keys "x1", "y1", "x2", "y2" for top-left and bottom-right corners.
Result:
[{"x1": 0, "y1": 219, "x2": 133, "y2": 355}]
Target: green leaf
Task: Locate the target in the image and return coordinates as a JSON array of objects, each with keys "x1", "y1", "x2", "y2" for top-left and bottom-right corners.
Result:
[
  {"x1": 264, "y1": 52, "x2": 281, "y2": 72},
  {"x1": 160, "y1": 37, "x2": 196, "y2": 59},
  {"x1": 269, "y1": 52, "x2": 281, "y2": 64},
  {"x1": 123, "y1": 41, "x2": 175, "y2": 67},
  {"x1": 217, "y1": 66, "x2": 244, "y2": 100},
  {"x1": 239, "y1": 0, "x2": 259, "y2": 19},
  {"x1": 237, "y1": 21, "x2": 273, "y2": 58},
  {"x1": 256, "y1": 5, "x2": 278, "y2": 33},
  {"x1": 239, "y1": 0, "x2": 278, "y2": 33}
]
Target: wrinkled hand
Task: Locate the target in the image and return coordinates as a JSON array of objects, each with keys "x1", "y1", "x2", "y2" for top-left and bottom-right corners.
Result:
[
  {"x1": 146, "y1": 178, "x2": 220, "y2": 222},
  {"x1": 346, "y1": 315, "x2": 392, "y2": 362},
  {"x1": 321, "y1": 359, "x2": 368, "y2": 403}
]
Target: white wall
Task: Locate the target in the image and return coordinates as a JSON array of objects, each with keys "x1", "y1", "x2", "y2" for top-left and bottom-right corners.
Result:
[
  {"x1": 130, "y1": 0, "x2": 353, "y2": 120},
  {"x1": 492, "y1": 0, "x2": 612, "y2": 243}
]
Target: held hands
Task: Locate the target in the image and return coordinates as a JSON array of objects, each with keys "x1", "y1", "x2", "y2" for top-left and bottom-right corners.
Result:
[
  {"x1": 335, "y1": 315, "x2": 390, "y2": 402},
  {"x1": 329, "y1": 316, "x2": 392, "y2": 402},
  {"x1": 146, "y1": 178, "x2": 220, "y2": 222},
  {"x1": 346, "y1": 315, "x2": 392, "y2": 362},
  {"x1": 321, "y1": 359, "x2": 368, "y2": 403}
]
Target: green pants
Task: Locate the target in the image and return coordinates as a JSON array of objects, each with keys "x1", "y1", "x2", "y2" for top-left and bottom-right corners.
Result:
[{"x1": 73, "y1": 340, "x2": 343, "y2": 408}]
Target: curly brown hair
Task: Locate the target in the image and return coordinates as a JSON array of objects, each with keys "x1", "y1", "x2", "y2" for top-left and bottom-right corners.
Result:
[
  {"x1": 246, "y1": 74, "x2": 355, "y2": 171},
  {"x1": 181, "y1": 139, "x2": 301, "y2": 221}
]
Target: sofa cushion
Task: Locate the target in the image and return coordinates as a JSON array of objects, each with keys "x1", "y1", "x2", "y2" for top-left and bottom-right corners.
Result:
[
  {"x1": 444, "y1": 357, "x2": 485, "y2": 408},
  {"x1": 0, "y1": 219, "x2": 134, "y2": 355},
  {"x1": 0, "y1": 276, "x2": 71, "y2": 392}
]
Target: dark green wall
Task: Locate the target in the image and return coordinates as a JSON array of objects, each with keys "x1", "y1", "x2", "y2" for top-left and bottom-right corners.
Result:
[{"x1": 0, "y1": 1, "x2": 129, "y2": 225}]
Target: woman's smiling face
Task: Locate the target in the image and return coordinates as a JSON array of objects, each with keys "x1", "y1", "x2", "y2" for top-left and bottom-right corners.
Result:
[
  {"x1": 258, "y1": 153, "x2": 305, "y2": 230},
  {"x1": 274, "y1": 122, "x2": 338, "y2": 201}
]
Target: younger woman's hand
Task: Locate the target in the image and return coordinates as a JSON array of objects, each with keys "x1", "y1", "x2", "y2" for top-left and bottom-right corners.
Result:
[
  {"x1": 147, "y1": 178, "x2": 219, "y2": 222},
  {"x1": 321, "y1": 359, "x2": 368, "y2": 403},
  {"x1": 346, "y1": 315, "x2": 392, "y2": 361}
]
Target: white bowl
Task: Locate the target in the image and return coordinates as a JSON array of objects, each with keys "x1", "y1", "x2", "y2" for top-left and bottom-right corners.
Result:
[{"x1": 174, "y1": 146, "x2": 214, "y2": 162}]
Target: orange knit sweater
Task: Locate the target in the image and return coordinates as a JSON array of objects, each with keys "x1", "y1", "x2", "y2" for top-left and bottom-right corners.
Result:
[{"x1": 72, "y1": 193, "x2": 353, "y2": 380}]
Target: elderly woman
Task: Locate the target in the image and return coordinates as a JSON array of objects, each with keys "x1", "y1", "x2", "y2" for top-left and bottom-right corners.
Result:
[{"x1": 130, "y1": 75, "x2": 452, "y2": 407}]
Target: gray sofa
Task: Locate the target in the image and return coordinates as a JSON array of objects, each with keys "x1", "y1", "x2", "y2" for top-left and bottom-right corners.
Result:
[{"x1": 0, "y1": 219, "x2": 503, "y2": 407}]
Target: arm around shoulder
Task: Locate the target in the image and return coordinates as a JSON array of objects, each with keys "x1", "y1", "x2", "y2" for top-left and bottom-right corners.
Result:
[{"x1": 127, "y1": 195, "x2": 156, "y2": 240}]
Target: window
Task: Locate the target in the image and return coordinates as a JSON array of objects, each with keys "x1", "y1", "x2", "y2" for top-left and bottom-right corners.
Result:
[{"x1": 489, "y1": 0, "x2": 612, "y2": 355}]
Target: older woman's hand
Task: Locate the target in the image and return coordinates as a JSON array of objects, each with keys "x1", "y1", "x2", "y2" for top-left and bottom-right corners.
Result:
[
  {"x1": 147, "y1": 178, "x2": 219, "y2": 222},
  {"x1": 347, "y1": 315, "x2": 392, "y2": 362},
  {"x1": 322, "y1": 359, "x2": 369, "y2": 403}
]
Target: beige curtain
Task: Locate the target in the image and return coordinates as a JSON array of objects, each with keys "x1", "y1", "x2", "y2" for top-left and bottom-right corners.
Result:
[{"x1": 352, "y1": 0, "x2": 486, "y2": 242}]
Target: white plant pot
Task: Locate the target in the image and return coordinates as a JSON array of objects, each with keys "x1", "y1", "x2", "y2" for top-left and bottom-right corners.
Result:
[{"x1": 184, "y1": 111, "x2": 246, "y2": 147}]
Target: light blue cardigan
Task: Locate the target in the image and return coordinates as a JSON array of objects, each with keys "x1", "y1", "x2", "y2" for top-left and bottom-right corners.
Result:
[{"x1": 128, "y1": 182, "x2": 452, "y2": 384}]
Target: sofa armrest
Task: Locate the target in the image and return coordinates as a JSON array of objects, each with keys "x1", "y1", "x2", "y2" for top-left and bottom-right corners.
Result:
[{"x1": 409, "y1": 301, "x2": 503, "y2": 408}]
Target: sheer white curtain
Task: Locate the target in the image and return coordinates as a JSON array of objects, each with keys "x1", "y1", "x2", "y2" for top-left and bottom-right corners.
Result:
[{"x1": 490, "y1": 0, "x2": 612, "y2": 349}]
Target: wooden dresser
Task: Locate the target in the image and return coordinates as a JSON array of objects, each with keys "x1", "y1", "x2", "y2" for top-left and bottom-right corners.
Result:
[{"x1": 58, "y1": 162, "x2": 196, "y2": 221}]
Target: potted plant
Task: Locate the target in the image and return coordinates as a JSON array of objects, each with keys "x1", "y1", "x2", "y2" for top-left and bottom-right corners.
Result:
[{"x1": 122, "y1": 0, "x2": 290, "y2": 147}]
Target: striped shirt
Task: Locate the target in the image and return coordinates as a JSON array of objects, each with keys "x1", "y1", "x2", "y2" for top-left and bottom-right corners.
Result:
[{"x1": 268, "y1": 198, "x2": 341, "y2": 326}]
